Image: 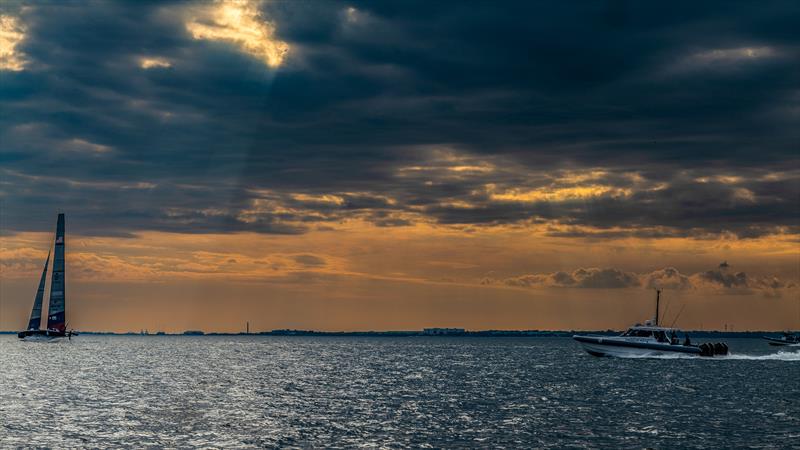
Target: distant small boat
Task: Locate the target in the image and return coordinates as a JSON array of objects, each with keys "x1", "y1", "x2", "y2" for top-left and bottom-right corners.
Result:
[
  {"x1": 18, "y1": 214, "x2": 75, "y2": 341},
  {"x1": 763, "y1": 332, "x2": 800, "y2": 347},
  {"x1": 573, "y1": 290, "x2": 729, "y2": 357}
]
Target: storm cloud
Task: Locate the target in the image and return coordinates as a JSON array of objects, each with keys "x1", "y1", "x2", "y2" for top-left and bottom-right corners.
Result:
[
  {"x1": 486, "y1": 263, "x2": 795, "y2": 296},
  {"x1": 1, "y1": 0, "x2": 798, "y2": 239}
]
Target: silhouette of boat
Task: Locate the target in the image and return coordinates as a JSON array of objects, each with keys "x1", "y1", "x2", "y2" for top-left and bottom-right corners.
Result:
[
  {"x1": 573, "y1": 290, "x2": 729, "y2": 357},
  {"x1": 763, "y1": 332, "x2": 800, "y2": 347},
  {"x1": 18, "y1": 214, "x2": 75, "y2": 341}
]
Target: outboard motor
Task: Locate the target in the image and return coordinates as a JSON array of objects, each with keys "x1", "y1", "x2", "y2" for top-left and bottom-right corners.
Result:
[{"x1": 699, "y1": 342, "x2": 729, "y2": 356}]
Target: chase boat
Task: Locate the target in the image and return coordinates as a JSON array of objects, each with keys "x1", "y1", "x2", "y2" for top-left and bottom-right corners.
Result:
[
  {"x1": 573, "y1": 290, "x2": 728, "y2": 358},
  {"x1": 763, "y1": 332, "x2": 800, "y2": 347}
]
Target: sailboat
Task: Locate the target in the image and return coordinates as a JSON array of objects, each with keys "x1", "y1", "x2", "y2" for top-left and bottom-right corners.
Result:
[{"x1": 18, "y1": 213, "x2": 74, "y2": 341}]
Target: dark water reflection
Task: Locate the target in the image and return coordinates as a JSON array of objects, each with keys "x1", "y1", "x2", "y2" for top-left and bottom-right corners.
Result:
[{"x1": 0, "y1": 336, "x2": 797, "y2": 448}]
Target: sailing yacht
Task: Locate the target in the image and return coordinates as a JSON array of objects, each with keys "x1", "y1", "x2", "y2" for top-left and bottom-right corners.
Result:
[{"x1": 18, "y1": 214, "x2": 74, "y2": 341}]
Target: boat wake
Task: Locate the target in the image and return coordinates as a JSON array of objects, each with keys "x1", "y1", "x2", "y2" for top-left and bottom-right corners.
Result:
[
  {"x1": 721, "y1": 351, "x2": 800, "y2": 361},
  {"x1": 616, "y1": 350, "x2": 800, "y2": 361}
]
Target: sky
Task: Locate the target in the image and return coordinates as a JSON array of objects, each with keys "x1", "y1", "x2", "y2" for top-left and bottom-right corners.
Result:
[{"x1": 1, "y1": 0, "x2": 798, "y2": 332}]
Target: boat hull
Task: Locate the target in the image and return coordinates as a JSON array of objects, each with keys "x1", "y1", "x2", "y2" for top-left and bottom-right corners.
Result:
[
  {"x1": 17, "y1": 329, "x2": 67, "y2": 341},
  {"x1": 574, "y1": 335, "x2": 702, "y2": 358},
  {"x1": 763, "y1": 337, "x2": 800, "y2": 346}
]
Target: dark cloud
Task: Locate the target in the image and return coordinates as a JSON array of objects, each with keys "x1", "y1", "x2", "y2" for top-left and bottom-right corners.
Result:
[
  {"x1": 485, "y1": 263, "x2": 795, "y2": 296},
  {"x1": 1, "y1": 1, "x2": 798, "y2": 238},
  {"x1": 292, "y1": 254, "x2": 326, "y2": 267},
  {"x1": 500, "y1": 267, "x2": 641, "y2": 289},
  {"x1": 642, "y1": 267, "x2": 693, "y2": 290},
  {"x1": 416, "y1": 167, "x2": 800, "y2": 238}
]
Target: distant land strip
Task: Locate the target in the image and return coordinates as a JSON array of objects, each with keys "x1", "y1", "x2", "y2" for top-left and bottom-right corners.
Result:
[{"x1": 0, "y1": 329, "x2": 791, "y2": 338}]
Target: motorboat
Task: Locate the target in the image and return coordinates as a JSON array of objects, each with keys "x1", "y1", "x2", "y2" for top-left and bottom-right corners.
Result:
[
  {"x1": 573, "y1": 324, "x2": 728, "y2": 357},
  {"x1": 573, "y1": 290, "x2": 729, "y2": 357},
  {"x1": 763, "y1": 332, "x2": 800, "y2": 347}
]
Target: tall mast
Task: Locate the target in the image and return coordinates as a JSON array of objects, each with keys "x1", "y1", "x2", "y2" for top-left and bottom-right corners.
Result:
[
  {"x1": 46, "y1": 214, "x2": 66, "y2": 332},
  {"x1": 655, "y1": 289, "x2": 661, "y2": 326}
]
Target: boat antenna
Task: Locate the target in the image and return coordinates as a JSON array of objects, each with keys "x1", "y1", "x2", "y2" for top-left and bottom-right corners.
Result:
[
  {"x1": 661, "y1": 290, "x2": 672, "y2": 326},
  {"x1": 655, "y1": 289, "x2": 661, "y2": 326},
  {"x1": 670, "y1": 304, "x2": 686, "y2": 328}
]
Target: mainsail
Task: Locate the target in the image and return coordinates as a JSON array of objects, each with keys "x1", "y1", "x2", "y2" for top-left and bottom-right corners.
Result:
[
  {"x1": 46, "y1": 213, "x2": 66, "y2": 332},
  {"x1": 26, "y1": 251, "x2": 50, "y2": 331}
]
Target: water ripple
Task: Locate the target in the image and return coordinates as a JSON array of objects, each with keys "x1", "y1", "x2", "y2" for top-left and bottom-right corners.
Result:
[{"x1": 0, "y1": 336, "x2": 797, "y2": 448}]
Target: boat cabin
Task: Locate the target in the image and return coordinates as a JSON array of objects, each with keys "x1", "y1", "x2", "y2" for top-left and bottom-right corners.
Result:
[{"x1": 621, "y1": 325, "x2": 682, "y2": 344}]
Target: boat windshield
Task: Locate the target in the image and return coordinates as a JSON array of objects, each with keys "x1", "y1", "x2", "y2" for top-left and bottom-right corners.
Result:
[{"x1": 622, "y1": 329, "x2": 654, "y2": 338}]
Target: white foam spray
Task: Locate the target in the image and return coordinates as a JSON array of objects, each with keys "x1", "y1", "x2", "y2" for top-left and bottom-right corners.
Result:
[{"x1": 616, "y1": 350, "x2": 800, "y2": 361}]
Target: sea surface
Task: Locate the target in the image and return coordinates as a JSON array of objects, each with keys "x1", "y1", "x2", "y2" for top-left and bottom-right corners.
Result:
[{"x1": 0, "y1": 336, "x2": 797, "y2": 448}]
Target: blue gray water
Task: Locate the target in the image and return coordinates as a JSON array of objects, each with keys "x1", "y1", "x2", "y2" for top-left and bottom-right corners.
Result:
[{"x1": 0, "y1": 336, "x2": 797, "y2": 448}]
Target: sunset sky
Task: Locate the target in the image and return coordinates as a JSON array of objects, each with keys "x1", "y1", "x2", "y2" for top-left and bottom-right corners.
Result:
[{"x1": 1, "y1": 1, "x2": 798, "y2": 332}]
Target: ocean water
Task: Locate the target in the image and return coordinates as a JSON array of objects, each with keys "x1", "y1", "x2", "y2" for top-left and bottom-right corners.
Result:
[{"x1": 0, "y1": 336, "x2": 797, "y2": 448}]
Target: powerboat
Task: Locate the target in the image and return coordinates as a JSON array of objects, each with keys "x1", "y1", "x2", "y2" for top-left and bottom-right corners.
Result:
[
  {"x1": 573, "y1": 290, "x2": 729, "y2": 357},
  {"x1": 573, "y1": 325, "x2": 728, "y2": 357},
  {"x1": 763, "y1": 332, "x2": 800, "y2": 347}
]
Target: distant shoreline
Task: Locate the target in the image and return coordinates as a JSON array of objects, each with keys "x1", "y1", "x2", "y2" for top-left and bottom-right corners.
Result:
[{"x1": 0, "y1": 329, "x2": 791, "y2": 338}]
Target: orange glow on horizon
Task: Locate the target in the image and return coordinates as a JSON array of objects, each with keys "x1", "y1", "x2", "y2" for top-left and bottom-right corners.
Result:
[{"x1": 2, "y1": 219, "x2": 797, "y2": 332}]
